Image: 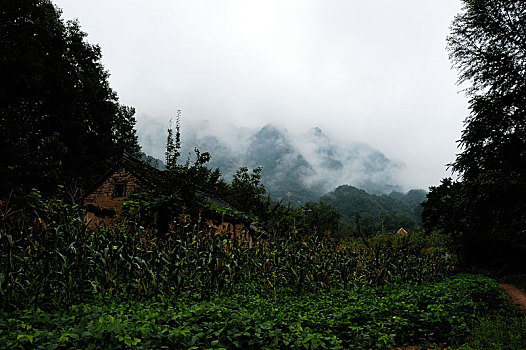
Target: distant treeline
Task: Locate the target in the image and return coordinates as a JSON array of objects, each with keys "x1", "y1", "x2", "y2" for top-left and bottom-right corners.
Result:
[{"x1": 322, "y1": 185, "x2": 426, "y2": 234}]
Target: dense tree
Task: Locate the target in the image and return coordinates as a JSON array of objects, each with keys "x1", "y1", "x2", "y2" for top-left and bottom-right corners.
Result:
[
  {"x1": 424, "y1": 1, "x2": 526, "y2": 265},
  {"x1": 321, "y1": 185, "x2": 421, "y2": 233},
  {"x1": 422, "y1": 178, "x2": 465, "y2": 235},
  {"x1": 303, "y1": 201, "x2": 341, "y2": 236},
  {"x1": 0, "y1": 0, "x2": 140, "y2": 196},
  {"x1": 229, "y1": 167, "x2": 266, "y2": 217},
  {"x1": 449, "y1": 0, "x2": 526, "y2": 183}
]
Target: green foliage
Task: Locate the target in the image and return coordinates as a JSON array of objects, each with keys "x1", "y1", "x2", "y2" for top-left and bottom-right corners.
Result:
[
  {"x1": 424, "y1": 1, "x2": 526, "y2": 266},
  {"x1": 0, "y1": 0, "x2": 140, "y2": 195},
  {"x1": 0, "y1": 188, "x2": 91, "y2": 310},
  {"x1": 2, "y1": 191, "x2": 515, "y2": 349},
  {"x1": 303, "y1": 201, "x2": 341, "y2": 236},
  {"x1": 121, "y1": 191, "x2": 182, "y2": 232},
  {"x1": 321, "y1": 185, "x2": 423, "y2": 235},
  {"x1": 200, "y1": 198, "x2": 250, "y2": 222},
  {"x1": 229, "y1": 167, "x2": 267, "y2": 217},
  {"x1": 0, "y1": 191, "x2": 456, "y2": 311},
  {"x1": 422, "y1": 178, "x2": 466, "y2": 236},
  {"x1": 160, "y1": 124, "x2": 228, "y2": 219},
  {"x1": 460, "y1": 314, "x2": 526, "y2": 350},
  {"x1": 165, "y1": 110, "x2": 182, "y2": 173},
  {"x1": 0, "y1": 275, "x2": 504, "y2": 349}
]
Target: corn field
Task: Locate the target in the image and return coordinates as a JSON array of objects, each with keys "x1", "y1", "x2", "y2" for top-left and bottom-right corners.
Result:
[{"x1": 0, "y1": 191, "x2": 456, "y2": 311}]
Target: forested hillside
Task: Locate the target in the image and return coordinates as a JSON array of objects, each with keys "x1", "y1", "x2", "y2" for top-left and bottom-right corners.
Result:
[{"x1": 321, "y1": 185, "x2": 426, "y2": 232}]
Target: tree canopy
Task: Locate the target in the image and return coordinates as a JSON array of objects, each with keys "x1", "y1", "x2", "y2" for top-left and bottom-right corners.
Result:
[
  {"x1": 0, "y1": 0, "x2": 140, "y2": 196},
  {"x1": 322, "y1": 185, "x2": 422, "y2": 234},
  {"x1": 424, "y1": 0, "x2": 526, "y2": 265},
  {"x1": 448, "y1": 0, "x2": 526, "y2": 181}
]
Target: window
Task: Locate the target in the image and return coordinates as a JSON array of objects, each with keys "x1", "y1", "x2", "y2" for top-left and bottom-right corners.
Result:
[{"x1": 113, "y1": 183, "x2": 127, "y2": 198}]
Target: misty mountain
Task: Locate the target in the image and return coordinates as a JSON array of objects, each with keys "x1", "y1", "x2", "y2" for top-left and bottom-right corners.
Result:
[
  {"x1": 136, "y1": 115, "x2": 409, "y2": 205},
  {"x1": 139, "y1": 152, "x2": 166, "y2": 170},
  {"x1": 191, "y1": 124, "x2": 406, "y2": 204}
]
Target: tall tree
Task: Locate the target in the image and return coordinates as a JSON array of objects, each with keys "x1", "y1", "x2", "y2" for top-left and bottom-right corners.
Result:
[
  {"x1": 230, "y1": 167, "x2": 266, "y2": 216},
  {"x1": 424, "y1": 0, "x2": 526, "y2": 264},
  {"x1": 0, "y1": 0, "x2": 140, "y2": 196},
  {"x1": 448, "y1": 0, "x2": 526, "y2": 181},
  {"x1": 303, "y1": 201, "x2": 341, "y2": 236},
  {"x1": 165, "y1": 110, "x2": 182, "y2": 173}
]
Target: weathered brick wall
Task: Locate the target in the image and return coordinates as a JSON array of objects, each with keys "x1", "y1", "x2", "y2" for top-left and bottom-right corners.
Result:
[{"x1": 84, "y1": 167, "x2": 143, "y2": 225}]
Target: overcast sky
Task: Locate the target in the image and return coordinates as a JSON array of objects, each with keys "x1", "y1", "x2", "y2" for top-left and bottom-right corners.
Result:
[{"x1": 54, "y1": 0, "x2": 468, "y2": 190}]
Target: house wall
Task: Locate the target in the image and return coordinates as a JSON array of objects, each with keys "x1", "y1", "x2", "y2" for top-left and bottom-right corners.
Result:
[
  {"x1": 84, "y1": 167, "x2": 143, "y2": 225},
  {"x1": 203, "y1": 219, "x2": 253, "y2": 247},
  {"x1": 83, "y1": 166, "x2": 251, "y2": 246}
]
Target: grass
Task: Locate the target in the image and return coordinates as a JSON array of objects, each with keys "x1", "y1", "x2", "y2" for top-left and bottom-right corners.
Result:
[{"x1": 460, "y1": 314, "x2": 526, "y2": 350}]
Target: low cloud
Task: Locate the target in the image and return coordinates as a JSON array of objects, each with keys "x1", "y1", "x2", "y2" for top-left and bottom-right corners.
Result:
[{"x1": 136, "y1": 115, "x2": 410, "y2": 196}]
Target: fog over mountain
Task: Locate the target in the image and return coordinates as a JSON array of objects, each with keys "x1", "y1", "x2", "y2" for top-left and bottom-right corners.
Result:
[
  {"x1": 54, "y1": 0, "x2": 467, "y2": 192},
  {"x1": 136, "y1": 114, "x2": 408, "y2": 204}
]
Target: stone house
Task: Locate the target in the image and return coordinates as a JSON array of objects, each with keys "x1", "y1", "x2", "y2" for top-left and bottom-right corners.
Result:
[
  {"x1": 83, "y1": 152, "x2": 252, "y2": 245},
  {"x1": 198, "y1": 190, "x2": 254, "y2": 247},
  {"x1": 83, "y1": 152, "x2": 162, "y2": 226}
]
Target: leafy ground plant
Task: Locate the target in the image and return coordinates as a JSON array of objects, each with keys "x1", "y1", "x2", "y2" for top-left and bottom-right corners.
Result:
[{"x1": 0, "y1": 275, "x2": 505, "y2": 349}]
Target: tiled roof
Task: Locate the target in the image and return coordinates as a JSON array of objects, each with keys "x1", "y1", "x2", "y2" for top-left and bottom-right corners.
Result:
[
  {"x1": 196, "y1": 188, "x2": 236, "y2": 211},
  {"x1": 120, "y1": 151, "x2": 164, "y2": 187},
  {"x1": 84, "y1": 151, "x2": 163, "y2": 195}
]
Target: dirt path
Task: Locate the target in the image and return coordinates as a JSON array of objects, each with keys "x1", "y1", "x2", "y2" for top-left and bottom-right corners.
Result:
[{"x1": 499, "y1": 283, "x2": 526, "y2": 313}]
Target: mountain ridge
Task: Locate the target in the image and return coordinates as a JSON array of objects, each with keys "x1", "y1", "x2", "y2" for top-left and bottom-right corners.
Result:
[{"x1": 136, "y1": 116, "x2": 423, "y2": 207}]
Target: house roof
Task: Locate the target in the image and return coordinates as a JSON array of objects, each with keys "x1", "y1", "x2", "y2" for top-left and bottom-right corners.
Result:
[
  {"x1": 196, "y1": 188, "x2": 237, "y2": 211},
  {"x1": 396, "y1": 227, "x2": 408, "y2": 235},
  {"x1": 119, "y1": 151, "x2": 165, "y2": 187},
  {"x1": 84, "y1": 151, "x2": 164, "y2": 196}
]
